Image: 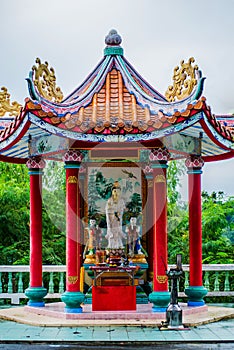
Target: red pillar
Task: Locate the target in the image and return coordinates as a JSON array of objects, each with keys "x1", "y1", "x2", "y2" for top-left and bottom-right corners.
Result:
[
  {"x1": 148, "y1": 147, "x2": 170, "y2": 311},
  {"x1": 61, "y1": 149, "x2": 85, "y2": 313},
  {"x1": 143, "y1": 165, "x2": 154, "y2": 281},
  {"x1": 153, "y1": 165, "x2": 168, "y2": 291},
  {"x1": 25, "y1": 157, "x2": 47, "y2": 307},
  {"x1": 185, "y1": 155, "x2": 207, "y2": 306}
]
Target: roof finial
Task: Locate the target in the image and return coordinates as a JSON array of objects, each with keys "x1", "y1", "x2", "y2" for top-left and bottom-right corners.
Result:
[
  {"x1": 105, "y1": 29, "x2": 122, "y2": 46},
  {"x1": 104, "y1": 29, "x2": 123, "y2": 56}
]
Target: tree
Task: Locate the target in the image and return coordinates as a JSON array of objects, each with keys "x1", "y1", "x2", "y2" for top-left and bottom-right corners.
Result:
[
  {"x1": 202, "y1": 191, "x2": 234, "y2": 264},
  {"x1": 0, "y1": 162, "x2": 30, "y2": 264},
  {"x1": 167, "y1": 160, "x2": 189, "y2": 264}
]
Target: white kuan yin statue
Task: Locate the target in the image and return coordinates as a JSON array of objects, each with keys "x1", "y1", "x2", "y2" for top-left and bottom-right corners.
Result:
[{"x1": 105, "y1": 181, "x2": 126, "y2": 249}]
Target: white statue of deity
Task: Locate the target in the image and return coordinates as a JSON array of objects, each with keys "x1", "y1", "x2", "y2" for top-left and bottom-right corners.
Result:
[
  {"x1": 125, "y1": 216, "x2": 143, "y2": 256},
  {"x1": 105, "y1": 181, "x2": 126, "y2": 249},
  {"x1": 83, "y1": 218, "x2": 103, "y2": 258}
]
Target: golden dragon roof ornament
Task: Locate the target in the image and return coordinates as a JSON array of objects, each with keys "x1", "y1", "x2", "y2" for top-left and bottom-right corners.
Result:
[
  {"x1": 165, "y1": 57, "x2": 198, "y2": 102},
  {"x1": 0, "y1": 87, "x2": 22, "y2": 117},
  {"x1": 32, "y1": 58, "x2": 63, "y2": 103}
]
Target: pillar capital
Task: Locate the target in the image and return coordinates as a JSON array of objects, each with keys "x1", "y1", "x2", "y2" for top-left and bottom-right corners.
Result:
[
  {"x1": 185, "y1": 155, "x2": 204, "y2": 173},
  {"x1": 26, "y1": 156, "x2": 46, "y2": 170},
  {"x1": 142, "y1": 163, "x2": 153, "y2": 175},
  {"x1": 63, "y1": 149, "x2": 84, "y2": 163},
  {"x1": 149, "y1": 147, "x2": 170, "y2": 166}
]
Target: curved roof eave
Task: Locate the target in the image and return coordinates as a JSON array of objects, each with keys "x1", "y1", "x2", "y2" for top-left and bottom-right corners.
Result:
[
  {"x1": 0, "y1": 112, "x2": 31, "y2": 152},
  {"x1": 26, "y1": 51, "x2": 205, "y2": 119},
  {"x1": 199, "y1": 111, "x2": 234, "y2": 152}
]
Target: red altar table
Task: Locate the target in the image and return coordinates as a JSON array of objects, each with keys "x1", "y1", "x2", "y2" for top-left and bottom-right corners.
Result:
[{"x1": 90, "y1": 266, "x2": 138, "y2": 311}]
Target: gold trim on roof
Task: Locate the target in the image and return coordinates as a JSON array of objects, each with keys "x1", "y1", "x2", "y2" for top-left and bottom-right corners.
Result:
[
  {"x1": 165, "y1": 57, "x2": 198, "y2": 102},
  {"x1": 32, "y1": 58, "x2": 63, "y2": 103},
  {"x1": 0, "y1": 87, "x2": 22, "y2": 117}
]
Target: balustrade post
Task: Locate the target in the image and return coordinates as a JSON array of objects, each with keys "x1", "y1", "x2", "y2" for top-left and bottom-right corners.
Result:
[
  {"x1": 0, "y1": 272, "x2": 2, "y2": 293},
  {"x1": 7, "y1": 272, "x2": 13, "y2": 293},
  {"x1": 224, "y1": 272, "x2": 230, "y2": 292},
  {"x1": 49, "y1": 272, "x2": 54, "y2": 294},
  {"x1": 18, "y1": 272, "x2": 23, "y2": 293},
  {"x1": 59, "y1": 272, "x2": 65, "y2": 294},
  {"x1": 214, "y1": 272, "x2": 220, "y2": 291}
]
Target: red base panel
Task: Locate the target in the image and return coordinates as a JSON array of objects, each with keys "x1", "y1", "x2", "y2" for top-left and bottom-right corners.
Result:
[{"x1": 92, "y1": 286, "x2": 136, "y2": 311}]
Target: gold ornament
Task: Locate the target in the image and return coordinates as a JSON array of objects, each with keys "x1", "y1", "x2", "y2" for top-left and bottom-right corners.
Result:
[
  {"x1": 67, "y1": 276, "x2": 78, "y2": 284},
  {"x1": 165, "y1": 57, "x2": 198, "y2": 102},
  {"x1": 156, "y1": 275, "x2": 168, "y2": 284},
  {"x1": 155, "y1": 174, "x2": 166, "y2": 183},
  {"x1": 0, "y1": 87, "x2": 22, "y2": 117},
  {"x1": 68, "y1": 175, "x2": 78, "y2": 184},
  {"x1": 32, "y1": 58, "x2": 63, "y2": 103}
]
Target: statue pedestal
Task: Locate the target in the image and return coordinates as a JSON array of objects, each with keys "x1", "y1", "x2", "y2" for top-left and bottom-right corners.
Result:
[{"x1": 90, "y1": 266, "x2": 138, "y2": 311}]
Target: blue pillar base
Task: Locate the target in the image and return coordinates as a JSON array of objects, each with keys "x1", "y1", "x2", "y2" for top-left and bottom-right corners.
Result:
[
  {"x1": 185, "y1": 286, "x2": 208, "y2": 307},
  {"x1": 25, "y1": 287, "x2": 47, "y2": 307},
  {"x1": 65, "y1": 307, "x2": 83, "y2": 313},
  {"x1": 27, "y1": 301, "x2": 45, "y2": 307},
  {"x1": 152, "y1": 306, "x2": 168, "y2": 312},
  {"x1": 149, "y1": 291, "x2": 170, "y2": 312},
  {"x1": 61, "y1": 291, "x2": 85, "y2": 314},
  {"x1": 187, "y1": 300, "x2": 205, "y2": 307}
]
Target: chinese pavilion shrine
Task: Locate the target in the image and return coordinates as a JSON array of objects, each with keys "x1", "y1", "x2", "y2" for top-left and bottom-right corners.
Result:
[{"x1": 0, "y1": 30, "x2": 234, "y2": 313}]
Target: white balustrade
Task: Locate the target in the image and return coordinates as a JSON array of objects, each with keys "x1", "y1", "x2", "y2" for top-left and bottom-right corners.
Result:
[{"x1": 0, "y1": 264, "x2": 233, "y2": 304}]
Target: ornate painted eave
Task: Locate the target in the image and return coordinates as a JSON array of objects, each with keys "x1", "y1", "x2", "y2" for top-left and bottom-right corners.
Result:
[
  {"x1": 25, "y1": 29, "x2": 205, "y2": 136},
  {"x1": 0, "y1": 29, "x2": 233, "y2": 162}
]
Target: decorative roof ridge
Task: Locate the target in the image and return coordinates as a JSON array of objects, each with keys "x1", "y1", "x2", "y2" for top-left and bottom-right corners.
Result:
[
  {"x1": 62, "y1": 56, "x2": 107, "y2": 103},
  {"x1": 116, "y1": 56, "x2": 205, "y2": 114},
  {"x1": 104, "y1": 29, "x2": 124, "y2": 56},
  {"x1": 119, "y1": 55, "x2": 167, "y2": 102},
  {"x1": 27, "y1": 55, "x2": 113, "y2": 110}
]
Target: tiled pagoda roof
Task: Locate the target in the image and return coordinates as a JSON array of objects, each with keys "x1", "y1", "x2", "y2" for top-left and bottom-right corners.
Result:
[{"x1": 0, "y1": 29, "x2": 233, "y2": 162}]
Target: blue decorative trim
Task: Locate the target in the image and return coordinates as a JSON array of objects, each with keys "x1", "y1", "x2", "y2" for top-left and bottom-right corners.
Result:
[
  {"x1": 104, "y1": 46, "x2": 124, "y2": 56},
  {"x1": 26, "y1": 71, "x2": 39, "y2": 101},
  {"x1": 152, "y1": 163, "x2": 168, "y2": 169},
  {"x1": 152, "y1": 307, "x2": 167, "y2": 312},
  {"x1": 28, "y1": 112, "x2": 204, "y2": 144},
  {"x1": 27, "y1": 301, "x2": 45, "y2": 307},
  {"x1": 65, "y1": 307, "x2": 83, "y2": 313},
  {"x1": 187, "y1": 300, "x2": 205, "y2": 307},
  {"x1": 187, "y1": 169, "x2": 203, "y2": 174},
  {"x1": 64, "y1": 163, "x2": 81, "y2": 169},
  {"x1": 145, "y1": 174, "x2": 153, "y2": 180},
  {"x1": 28, "y1": 170, "x2": 43, "y2": 175},
  {"x1": 194, "y1": 75, "x2": 206, "y2": 100}
]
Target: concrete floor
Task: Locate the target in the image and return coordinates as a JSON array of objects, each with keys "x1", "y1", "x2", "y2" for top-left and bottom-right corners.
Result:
[{"x1": 0, "y1": 303, "x2": 233, "y2": 345}]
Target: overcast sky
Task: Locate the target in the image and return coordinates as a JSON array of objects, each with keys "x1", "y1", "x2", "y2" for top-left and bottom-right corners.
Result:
[{"x1": 0, "y1": 0, "x2": 234, "y2": 198}]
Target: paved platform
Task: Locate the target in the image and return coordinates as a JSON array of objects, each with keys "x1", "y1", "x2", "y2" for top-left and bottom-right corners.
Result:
[
  {"x1": 0, "y1": 317, "x2": 233, "y2": 344},
  {"x1": 0, "y1": 303, "x2": 233, "y2": 345},
  {"x1": 0, "y1": 302, "x2": 233, "y2": 327}
]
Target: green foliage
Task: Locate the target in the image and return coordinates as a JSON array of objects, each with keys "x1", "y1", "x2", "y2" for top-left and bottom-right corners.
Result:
[
  {"x1": 167, "y1": 160, "x2": 189, "y2": 264},
  {"x1": 202, "y1": 191, "x2": 234, "y2": 264},
  {"x1": 42, "y1": 160, "x2": 66, "y2": 264},
  {"x1": 167, "y1": 163, "x2": 234, "y2": 266},
  {"x1": 0, "y1": 162, "x2": 30, "y2": 264},
  {"x1": 0, "y1": 161, "x2": 66, "y2": 265}
]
